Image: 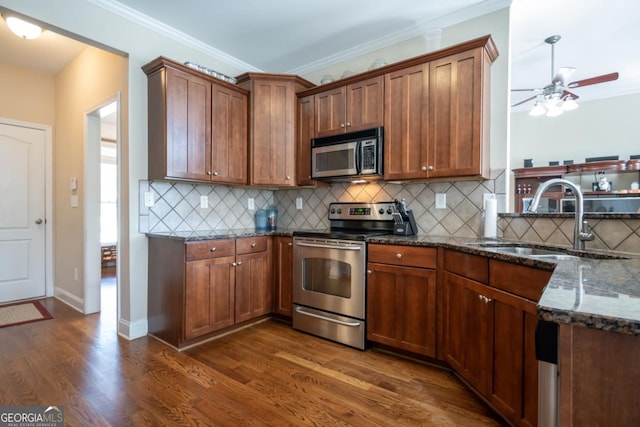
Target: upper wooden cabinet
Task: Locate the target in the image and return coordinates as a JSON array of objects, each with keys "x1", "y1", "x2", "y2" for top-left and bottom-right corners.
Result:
[
  {"x1": 237, "y1": 73, "x2": 314, "y2": 187},
  {"x1": 143, "y1": 57, "x2": 249, "y2": 184},
  {"x1": 296, "y1": 95, "x2": 316, "y2": 186},
  {"x1": 314, "y1": 75, "x2": 384, "y2": 137}
]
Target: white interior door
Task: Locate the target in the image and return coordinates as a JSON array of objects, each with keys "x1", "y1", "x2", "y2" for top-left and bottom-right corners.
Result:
[{"x1": 0, "y1": 122, "x2": 46, "y2": 303}]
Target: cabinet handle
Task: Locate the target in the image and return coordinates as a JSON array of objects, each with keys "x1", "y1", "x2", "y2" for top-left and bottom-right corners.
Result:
[
  {"x1": 251, "y1": 243, "x2": 256, "y2": 248},
  {"x1": 484, "y1": 297, "x2": 492, "y2": 303},
  {"x1": 346, "y1": 122, "x2": 351, "y2": 127},
  {"x1": 478, "y1": 295, "x2": 483, "y2": 301},
  {"x1": 396, "y1": 253, "x2": 402, "y2": 258},
  {"x1": 231, "y1": 262, "x2": 237, "y2": 266},
  {"x1": 285, "y1": 176, "x2": 290, "y2": 180},
  {"x1": 421, "y1": 166, "x2": 427, "y2": 171},
  {"x1": 367, "y1": 269, "x2": 372, "y2": 274},
  {"x1": 428, "y1": 165, "x2": 434, "y2": 171},
  {"x1": 207, "y1": 171, "x2": 212, "y2": 175},
  {"x1": 213, "y1": 171, "x2": 219, "y2": 176},
  {"x1": 287, "y1": 242, "x2": 293, "y2": 246},
  {"x1": 210, "y1": 247, "x2": 216, "y2": 252},
  {"x1": 340, "y1": 123, "x2": 345, "y2": 128},
  {"x1": 236, "y1": 261, "x2": 242, "y2": 266}
]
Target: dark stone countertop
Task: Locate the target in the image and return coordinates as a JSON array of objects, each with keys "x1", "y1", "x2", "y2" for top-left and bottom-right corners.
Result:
[{"x1": 147, "y1": 230, "x2": 640, "y2": 336}]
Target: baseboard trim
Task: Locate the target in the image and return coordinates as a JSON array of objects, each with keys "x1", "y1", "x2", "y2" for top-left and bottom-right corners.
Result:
[
  {"x1": 118, "y1": 317, "x2": 148, "y2": 340},
  {"x1": 54, "y1": 289, "x2": 84, "y2": 313}
]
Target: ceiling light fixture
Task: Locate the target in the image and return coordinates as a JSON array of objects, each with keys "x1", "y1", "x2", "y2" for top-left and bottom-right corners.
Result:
[
  {"x1": 528, "y1": 87, "x2": 579, "y2": 117},
  {"x1": 3, "y1": 15, "x2": 43, "y2": 39}
]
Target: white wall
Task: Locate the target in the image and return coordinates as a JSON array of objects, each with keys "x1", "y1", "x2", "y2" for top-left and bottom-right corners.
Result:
[{"x1": 510, "y1": 92, "x2": 640, "y2": 168}]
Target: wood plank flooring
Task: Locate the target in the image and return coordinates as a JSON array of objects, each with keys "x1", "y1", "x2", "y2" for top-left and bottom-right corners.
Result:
[{"x1": 0, "y1": 297, "x2": 507, "y2": 426}]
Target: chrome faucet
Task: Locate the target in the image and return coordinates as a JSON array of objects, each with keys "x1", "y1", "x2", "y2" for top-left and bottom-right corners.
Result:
[{"x1": 527, "y1": 178, "x2": 594, "y2": 250}]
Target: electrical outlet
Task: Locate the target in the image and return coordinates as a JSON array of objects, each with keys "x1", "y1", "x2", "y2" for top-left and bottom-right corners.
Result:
[
  {"x1": 144, "y1": 192, "x2": 155, "y2": 207},
  {"x1": 248, "y1": 198, "x2": 255, "y2": 210},
  {"x1": 200, "y1": 195, "x2": 208, "y2": 209},
  {"x1": 73, "y1": 268, "x2": 78, "y2": 281},
  {"x1": 296, "y1": 197, "x2": 303, "y2": 210},
  {"x1": 435, "y1": 193, "x2": 447, "y2": 209}
]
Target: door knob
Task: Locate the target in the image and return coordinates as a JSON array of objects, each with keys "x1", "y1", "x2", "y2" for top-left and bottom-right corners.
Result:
[{"x1": 35, "y1": 218, "x2": 44, "y2": 225}]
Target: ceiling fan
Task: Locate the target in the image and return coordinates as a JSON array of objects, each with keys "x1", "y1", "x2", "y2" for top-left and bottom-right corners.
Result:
[{"x1": 512, "y1": 35, "x2": 619, "y2": 116}]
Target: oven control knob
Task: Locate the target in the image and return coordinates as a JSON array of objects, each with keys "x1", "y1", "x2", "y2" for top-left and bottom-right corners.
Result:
[
  {"x1": 330, "y1": 208, "x2": 336, "y2": 214},
  {"x1": 337, "y1": 208, "x2": 342, "y2": 214},
  {"x1": 378, "y1": 208, "x2": 384, "y2": 214},
  {"x1": 386, "y1": 208, "x2": 392, "y2": 214}
]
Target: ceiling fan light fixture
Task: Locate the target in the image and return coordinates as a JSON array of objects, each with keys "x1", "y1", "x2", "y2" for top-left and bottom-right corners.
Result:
[
  {"x1": 3, "y1": 15, "x2": 43, "y2": 39},
  {"x1": 562, "y1": 96, "x2": 579, "y2": 111},
  {"x1": 546, "y1": 103, "x2": 564, "y2": 117},
  {"x1": 529, "y1": 102, "x2": 546, "y2": 117}
]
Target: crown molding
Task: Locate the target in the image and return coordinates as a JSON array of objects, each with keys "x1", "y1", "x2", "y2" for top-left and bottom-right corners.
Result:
[
  {"x1": 287, "y1": 0, "x2": 511, "y2": 75},
  {"x1": 86, "y1": 0, "x2": 262, "y2": 72}
]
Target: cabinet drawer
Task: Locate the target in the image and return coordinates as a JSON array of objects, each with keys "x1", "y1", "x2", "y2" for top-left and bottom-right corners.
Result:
[
  {"x1": 236, "y1": 236, "x2": 268, "y2": 255},
  {"x1": 444, "y1": 250, "x2": 489, "y2": 283},
  {"x1": 368, "y1": 244, "x2": 437, "y2": 269},
  {"x1": 489, "y1": 260, "x2": 552, "y2": 301},
  {"x1": 186, "y1": 239, "x2": 235, "y2": 261}
]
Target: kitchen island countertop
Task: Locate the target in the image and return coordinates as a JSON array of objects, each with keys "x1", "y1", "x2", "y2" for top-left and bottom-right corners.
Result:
[{"x1": 147, "y1": 230, "x2": 640, "y2": 336}]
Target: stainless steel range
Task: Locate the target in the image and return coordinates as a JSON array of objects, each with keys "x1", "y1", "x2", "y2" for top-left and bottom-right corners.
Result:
[{"x1": 292, "y1": 201, "x2": 417, "y2": 349}]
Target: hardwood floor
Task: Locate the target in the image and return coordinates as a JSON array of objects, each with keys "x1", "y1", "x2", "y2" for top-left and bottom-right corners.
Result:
[{"x1": 0, "y1": 297, "x2": 507, "y2": 426}]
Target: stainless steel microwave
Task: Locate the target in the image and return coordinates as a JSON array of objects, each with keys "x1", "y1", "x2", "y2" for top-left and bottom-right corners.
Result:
[{"x1": 311, "y1": 127, "x2": 383, "y2": 181}]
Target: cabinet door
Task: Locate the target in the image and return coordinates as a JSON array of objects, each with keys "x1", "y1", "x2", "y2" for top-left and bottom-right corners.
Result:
[
  {"x1": 383, "y1": 63, "x2": 430, "y2": 180},
  {"x1": 296, "y1": 95, "x2": 316, "y2": 186},
  {"x1": 315, "y1": 86, "x2": 346, "y2": 137},
  {"x1": 184, "y1": 255, "x2": 235, "y2": 340},
  {"x1": 165, "y1": 67, "x2": 212, "y2": 181},
  {"x1": 429, "y1": 48, "x2": 488, "y2": 179},
  {"x1": 273, "y1": 237, "x2": 293, "y2": 317},
  {"x1": 367, "y1": 263, "x2": 437, "y2": 357},
  {"x1": 235, "y1": 251, "x2": 272, "y2": 323},
  {"x1": 250, "y1": 79, "x2": 296, "y2": 186},
  {"x1": 346, "y1": 76, "x2": 384, "y2": 132},
  {"x1": 211, "y1": 83, "x2": 247, "y2": 184},
  {"x1": 443, "y1": 271, "x2": 493, "y2": 395},
  {"x1": 489, "y1": 288, "x2": 539, "y2": 427}
]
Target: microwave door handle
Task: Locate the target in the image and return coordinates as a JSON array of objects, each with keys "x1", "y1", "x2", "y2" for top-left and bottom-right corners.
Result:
[{"x1": 355, "y1": 140, "x2": 362, "y2": 174}]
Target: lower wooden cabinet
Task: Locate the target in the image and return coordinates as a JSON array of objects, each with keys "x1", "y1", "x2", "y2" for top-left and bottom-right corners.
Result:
[
  {"x1": 148, "y1": 236, "x2": 271, "y2": 348},
  {"x1": 273, "y1": 236, "x2": 293, "y2": 317},
  {"x1": 366, "y1": 244, "x2": 437, "y2": 357},
  {"x1": 443, "y1": 249, "x2": 551, "y2": 427}
]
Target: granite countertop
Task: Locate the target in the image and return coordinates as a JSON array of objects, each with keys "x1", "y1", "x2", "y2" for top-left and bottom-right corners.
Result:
[{"x1": 147, "y1": 230, "x2": 640, "y2": 336}]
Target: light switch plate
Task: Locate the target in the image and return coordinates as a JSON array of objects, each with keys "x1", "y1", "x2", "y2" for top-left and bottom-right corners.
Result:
[
  {"x1": 144, "y1": 192, "x2": 155, "y2": 207},
  {"x1": 200, "y1": 195, "x2": 208, "y2": 209},
  {"x1": 248, "y1": 198, "x2": 255, "y2": 210},
  {"x1": 70, "y1": 195, "x2": 79, "y2": 208},
  {"x1": 296, "y1": 197, "x2": 303, "y2": 210},
  {"x1": 435, "y1": 193, "x2": 447, "y2": 209}
]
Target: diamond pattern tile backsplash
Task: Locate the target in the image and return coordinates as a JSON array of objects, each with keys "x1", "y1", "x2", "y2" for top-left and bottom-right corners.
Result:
[{"x1": 140, "y1": 168, "x2": 507, "y2": 239}]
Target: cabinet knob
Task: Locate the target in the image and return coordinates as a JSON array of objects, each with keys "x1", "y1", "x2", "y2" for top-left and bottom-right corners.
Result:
[
  {"x1": 421, "y1": 166, "x2": 427, "y2": 171},
  {"x1": 287, "y1": 242, "x2": 292, "y2": 246},
  {"x1": 340, "y1": 123, "x2": 345, "y2": 128},
  {"x1": 251, "y1": 243, "x2": 256, "y2": 248},
  {"x1": 346, "y1": 122, "x2": 351, "y2": 127},
  {"x1": 367, "y1": 269, "x2": 372, "y2": 274},
  {"x1": 236, "y1": 261, "x2": 242, "y2": 266},
  {"x1": 231, "y1": 262, "x2": 237, "y2": 266},
  {"x1": 213, "y1": 171, "x2": 219, "y2": 176},
  {"x1": 285, "y1": 176, "x2": 291, "y2": 180},
  {"x1": 428, "y1": 165, "x2": 434, "y2": 171},
  {"x1": 207, "y1": 171, "x2": 212, "y2": 175},
  {"x1": 396, "y1": 253, "x2": 402, "y2": 258},
  {"x1": 478, "y1": 295, "x2": 483, "y2": 301},
  {"x1": 35, "y1": 218, "x2": 44, "y2": 225},
  {"x1": 210, "y1": 247, "x2": 216, "y2": 252}
]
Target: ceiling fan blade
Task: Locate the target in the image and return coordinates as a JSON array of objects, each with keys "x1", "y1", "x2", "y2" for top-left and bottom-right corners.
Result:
[
  {"x1": 567, "y1": 72, "x2": 619, "y2": 88},
  {"x1": 511, "y1": 88, "x2": 539, "y2": 92},
  {"x1": 561, "y1": 90, "x2": 580, "y2": 100},
  {"x1": 511, "y1": 95, "x2": 537, "y2": 107},
  {"x1": 552, "y1": 67, "x2": 576, "y2": 85}
]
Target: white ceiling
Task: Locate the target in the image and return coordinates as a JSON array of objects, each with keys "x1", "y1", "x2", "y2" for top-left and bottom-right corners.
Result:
[{"x1": 0, "y1": 0, "x2": 639, "y2": 111}]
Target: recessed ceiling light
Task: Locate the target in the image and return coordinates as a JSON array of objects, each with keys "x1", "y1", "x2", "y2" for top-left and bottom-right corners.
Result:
[{"x1": 3, "y1": 15, "x2": 43, "y2": 39}]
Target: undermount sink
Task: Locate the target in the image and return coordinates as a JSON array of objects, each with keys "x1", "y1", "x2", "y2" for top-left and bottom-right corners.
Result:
[
  {"x1": 485, "y1": 246, "x2": 577, "y2": 260},
  {"x1": 468, "y1": 243, "x2": 630, "y2": 260}
]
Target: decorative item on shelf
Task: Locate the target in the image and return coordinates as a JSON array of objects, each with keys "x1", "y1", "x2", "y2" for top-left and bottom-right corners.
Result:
[
  {"x1": 320, "y1": 74, "x2": 334, "y2": 84},
  {"x1": 368, "y1": 58, "x2": 387, "y2": 70},
  {"x1": 184, "y1": 62, "x2": 237, "y2": 84},
  {"x1": 563, "y1": 160, "x2": 574, "y2": 165},
  {"x1": 549, "y1": 161, "x2": 560, "y2": 166},
  {"x1": 524, "y1": 158, "x2": 533, "y2": 168}
]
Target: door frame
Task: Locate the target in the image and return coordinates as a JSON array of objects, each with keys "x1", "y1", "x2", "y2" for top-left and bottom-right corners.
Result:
[
  {"x1": 0, "y1": 117, "x2": 54, "y2": 297},
  {"x1": 83, "y1": 93, "x2": 121, "y2": 315}
]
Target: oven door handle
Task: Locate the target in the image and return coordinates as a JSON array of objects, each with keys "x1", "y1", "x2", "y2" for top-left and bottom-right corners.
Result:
[
  {"x1": 295, "y1": 242, "x2": 362, "y2": 251},
  {"x1": 295, "y1": 307, "x2": 362, "y2": 327}
]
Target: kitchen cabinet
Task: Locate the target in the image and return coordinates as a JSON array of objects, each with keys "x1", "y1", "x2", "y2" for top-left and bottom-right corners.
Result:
[
  {"x1": 143, "y1": 57, "x2": 248, "y2": 184},
  {"x1": 443, "y1": 250, "x2": 551, "y2": 427},
  {"x1": 366, "y1": 244, "x2": 437, "y2": 357},
  {"x1": 296, "y1": 95, "x2": 317, "y2": 186},
  {"x1": 148, "y1": 236, "x2": 271, "y2": 348},
  {"x1": 314, "y1": 75, "x2": 384, "y2": 137},
  {"x1": 273, "y1": 236, "x2": 293, "y2": 318},
  {"x1": 237, "y1": 73, "x2": 314, "y2": 186}
]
